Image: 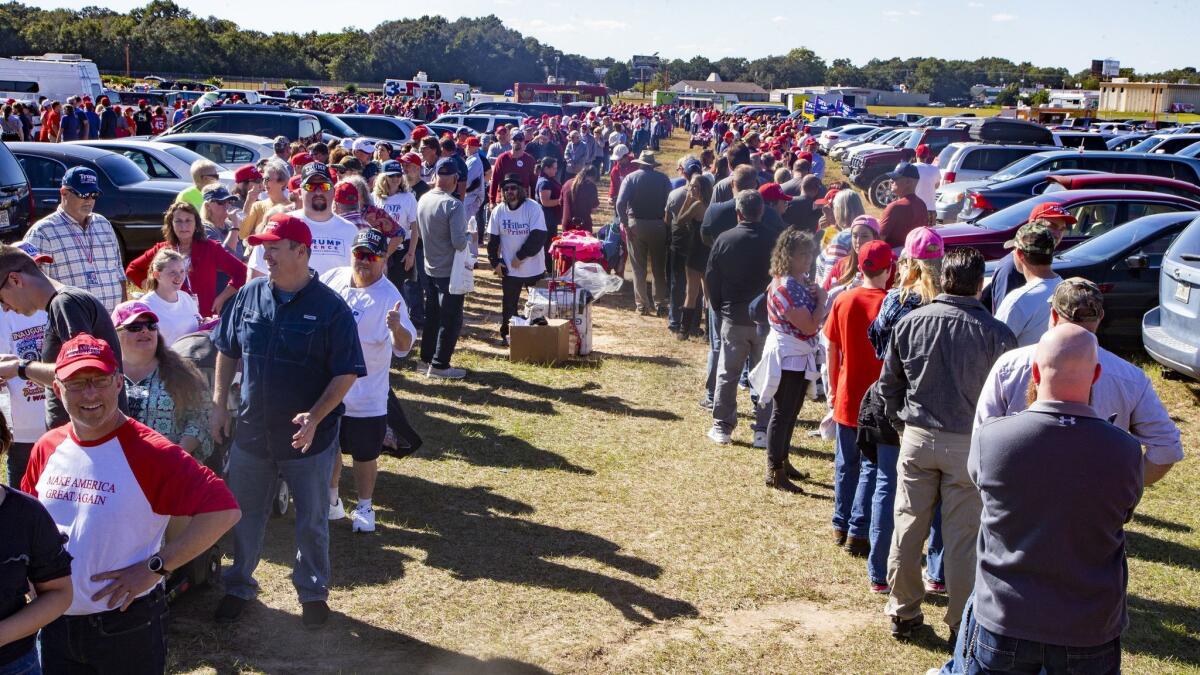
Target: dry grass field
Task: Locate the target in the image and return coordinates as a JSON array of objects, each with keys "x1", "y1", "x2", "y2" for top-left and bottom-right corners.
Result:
[{"x1": 167, "y1": 131, "x2": 1200, "y2": 674}]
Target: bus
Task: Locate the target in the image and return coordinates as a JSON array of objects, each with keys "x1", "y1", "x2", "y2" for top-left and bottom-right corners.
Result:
[{"x1": 513, "y1": 82, "x2": 609, "y2": 106}]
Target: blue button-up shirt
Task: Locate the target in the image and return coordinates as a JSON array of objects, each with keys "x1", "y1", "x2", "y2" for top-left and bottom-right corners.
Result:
[{"x1": 214, "y1": 273, "x2": 366, "y2": 460}]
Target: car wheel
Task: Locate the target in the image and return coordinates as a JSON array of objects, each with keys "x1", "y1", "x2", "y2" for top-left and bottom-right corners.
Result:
[{"x1": 869, "y1": 175, "x2": 896, "y2": 208}]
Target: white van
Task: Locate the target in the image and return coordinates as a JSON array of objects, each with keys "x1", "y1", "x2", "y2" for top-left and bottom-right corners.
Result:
[{"x1": 0, "y1": 53, "x2": 103, "y2": 103}]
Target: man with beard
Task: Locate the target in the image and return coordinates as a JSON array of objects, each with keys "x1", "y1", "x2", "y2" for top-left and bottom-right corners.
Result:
[
  {"x1": 247, "y1": 163, "x2": 357, "y2": 279},
  {"x1": 488, "y1": 130, "x2": 536, "y2": 206},
  {"x1": 487, "y1": 174, "x2": 548, "y2": 346}
]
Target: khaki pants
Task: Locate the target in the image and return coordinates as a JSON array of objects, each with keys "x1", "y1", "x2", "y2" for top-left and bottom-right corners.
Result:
[
  {"x1": 627, "y1": 217, "x2": 668, "y2": 312},
  {"x1": 885, "y1": 425, "x2": 981, "y2": 630}
]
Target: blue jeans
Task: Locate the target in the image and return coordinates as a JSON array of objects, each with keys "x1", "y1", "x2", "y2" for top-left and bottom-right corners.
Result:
[
  {"x1": 871, "y1": 443, "x2": 944, "y2": 584},
  {"x1": 704, "y1": 307, "x2": 722, "y2": 404},
  {"x1": 222, "y1": 441, "x2": 338, "y2": 603},
  {"x1": 942, "y1": 595, "x2": 1122, "y2": 674},
  {"x1": 0, "y1": 648, "x2": 39, "y2": 675},
  {"x1": 420, "y1": 275, "x2": 465, "y2": 369},
  {"x1": 833, "y1": 423, "x2": 869, "y2": 537},
  {"x1": 39, "y1": 587, "x2": 166, "y2": 675},
  {"x1": 666, "y1": 248, "x2": 687, "y2": 332},
  {"x1": 396, "y1": 242, "x2": 427, "y2": 328}
]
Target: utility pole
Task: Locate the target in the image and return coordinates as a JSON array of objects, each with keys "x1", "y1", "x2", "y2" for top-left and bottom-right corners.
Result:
[{"x1": 124, "y1": 43, "x2": 131, "y2": 77}]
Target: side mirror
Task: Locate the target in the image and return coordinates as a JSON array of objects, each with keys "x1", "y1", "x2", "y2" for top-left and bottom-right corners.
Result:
[{"x1": 1124, "y1": 254, "x2": 1149, "y2": 270}]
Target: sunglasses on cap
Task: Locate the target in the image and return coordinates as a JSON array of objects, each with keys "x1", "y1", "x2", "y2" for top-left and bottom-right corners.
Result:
[
  {"x1": 67, "y1": 189, "x2": 100, "y2": 201},
  {"x1": 303, "y1": 182, "x2": 332, "y2": 192},
  {"x1": 353, "y1": 250, "x2": 381, "y2": 262},
  {"x1": 122, "y1": 321, "x2": 158, "y2": 334}
]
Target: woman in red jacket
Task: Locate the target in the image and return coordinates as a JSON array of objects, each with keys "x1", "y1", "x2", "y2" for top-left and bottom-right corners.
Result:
[{"x1": 126, "y1": 202, "x2": 247, "y2": 316}]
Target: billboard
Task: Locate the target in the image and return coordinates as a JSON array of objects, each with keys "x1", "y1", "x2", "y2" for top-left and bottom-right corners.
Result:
[
  {"x1": 1102, "y1": 59, "x2": 1120, "y2": 77},
  {"x1": 631, "y1": 55, "x2": 661, "y2": 70}
]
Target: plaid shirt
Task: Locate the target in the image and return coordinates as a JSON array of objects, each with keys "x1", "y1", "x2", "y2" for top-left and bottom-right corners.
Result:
[{"x1": 24, "y1": 208, "x2": 125, "y2": 312}]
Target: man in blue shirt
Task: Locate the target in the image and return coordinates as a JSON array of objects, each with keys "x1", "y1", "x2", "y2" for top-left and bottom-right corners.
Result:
[{"x1": 210, "y1": 213, "x2": 366, "y2": 629}]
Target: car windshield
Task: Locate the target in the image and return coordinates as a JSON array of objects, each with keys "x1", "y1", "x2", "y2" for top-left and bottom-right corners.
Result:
[
  {"x1": 1058, "y1": 218, "x2": 1178, "y2": 263},
  {"x1": 975, "y1": 198, "x2": 1056, "y2": 231},
  {"x1": 95, "y1": 153, "x2": 149, "y2": 187},
  {"x1": 161, "y1": 145, "x2": 209, "y2": 167},
  {"x1": 309, "y1": 111, "x2": 358, "y2": 137},
  {"x1": 1126, "y1": 136, "x2": 1168, "y2": 154},
  {"x1": 989, "y1": 154, "x2": 1049, "y2": 183}
]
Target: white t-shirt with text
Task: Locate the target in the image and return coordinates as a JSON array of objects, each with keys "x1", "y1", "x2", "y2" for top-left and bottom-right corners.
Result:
[
  {"x1": 248, "y1": 210, "x2": 357, "y2": 277},
  {"x1": 487, "y1": 199, "x2": 547, "y2": 278}
]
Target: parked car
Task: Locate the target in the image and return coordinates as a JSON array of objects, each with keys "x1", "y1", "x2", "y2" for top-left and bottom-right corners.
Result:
[
  {"x1": 894, "y1": 113, "x2": 923, "y2": 124},
  {"x1": 1013, "y1": 212, "x2": 1195, "y2": 349},
  {"x1": 1126, "y1": 133, "x2": 1200, "y2": 155},
  {"x1": 0, "y1": 142, "x2": 33, "y2": 240},
  {"x1": 69, "y1": 139, "x2": 235, "y2": 186},
  {"x1": 937, "y1": 189, "x2": 1200, "y2": 260},
  {"x1": 848, "y1": 126, "x2": 971, "y2": 207},
  {"x1": 153, "y1": 133, "x2": 274, "y2": 170},
  {"x1": 949, "y1": 171, "x2": 1200, "y2": 222},
  {"x1": 935, "y1": 142, "x2": 1059, "y2": 185},
  {"x1": 161, "y1": 107, "x2": 324, "y2": 144},
  {"x1": 286, "y1": 86, "x2": 321, "y2": 101},
  {"x1": 422, "y1": 122, "x2": 478, "y2": 139},
  {"x1": 1177, "y1": 141, "x2": 1200, "y2": 159},
  {"x1": 337, "y1": 114, "x2": 417, "y2": 144},
  {"x1": 816, "y1": 124, "x2": 877, "y2": 153},
  {"x1": 829, "y1": 127, "x2": 894, "y2": 161},
  {"x1": 1107, "y1": 133, "x2": 1155, "y2": 151},
  {"x1": 983, "y1": 151, "x2": 1200, "y2": 187},
  {"x1": 7, "y1": 143, "x2": 192, "y2": 257},
  {"x1": 464, "y1": 101, "x2": 558, "y2": 117},
  {"x1": 433, "y1": 114, "x2": 523, "y2": 134},
  {"x1": 840, "y1": 129, "x2": 914, "y2": 164},
  {"x1": 1144, "y1": 213, "x2": 1200, "y2": 379},
  {"x1": 803, "y1": 115, "x2": 857, "y2": 131}
]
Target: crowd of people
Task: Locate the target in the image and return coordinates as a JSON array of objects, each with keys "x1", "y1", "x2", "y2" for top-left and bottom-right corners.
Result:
[{"x1": 0, "y1": 96, "x2": 1186, "y2": 675}]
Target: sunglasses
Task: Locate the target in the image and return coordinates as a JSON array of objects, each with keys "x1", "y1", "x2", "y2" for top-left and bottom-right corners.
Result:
[
  {"x1": 353, "y1": 250, "x2": 381, "y2": 262},
  {"x1": 303, "y1": 182, "x2": 331, "y2": 192},
  {"x1": 58, "y1": 373, "x2": 115, "y2": 393},
  {"x1": 122, "y1": 321, "x2": 158, "y2": 334},
  {"x1": 67, "y1": 189, "x2": 100, "y2": 201}
]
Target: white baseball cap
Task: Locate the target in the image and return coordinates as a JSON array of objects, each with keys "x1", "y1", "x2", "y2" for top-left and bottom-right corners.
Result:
[
  {"x1": 351, "y1": 138, "x2": 377, "y2": 155},
  {"x1": 610, "y1": 144, "x2": 630, "y2": 161}
]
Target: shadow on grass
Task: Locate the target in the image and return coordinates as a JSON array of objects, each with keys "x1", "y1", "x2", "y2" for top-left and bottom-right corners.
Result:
[
  {"x1": 1126, "y1": 595, "x2": 1200, "y2": 667},
  {"x1": 1132, "y1": 512, "x2": 1194, "y2": 534},
  {"x1": 1126, "y1": 530, "x2": 1200, "y2": 570},
  {"x1": 168, "y1": 597, "x2": 553, "y2": 674}
]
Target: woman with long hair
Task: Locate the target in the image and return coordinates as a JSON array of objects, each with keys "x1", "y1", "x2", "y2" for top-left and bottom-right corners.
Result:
[
  {"x1": 111, "y1": 300, "x2": 211, "y2": 461},
  {"x1": 676, "y1": 173, "x2": 713, "y2": 338},
  {"x1": 560, "y1": 164, "x2": 599, "y2": 233},
  {"x1": 125, "y1": 201, "x2": 247, "y2": 316},
  {"x1": 139, "y1": 248, "x2": 201, "y2": 345},
  {"x1": 862, "y1": 226, "x2": 946, "y2": 595},
  {"x1": 753, "y1": 229, "x2": 825, "y2": 493},
  {"x1": 823, "y1": 215, "x2": 882, "y2": 292}
]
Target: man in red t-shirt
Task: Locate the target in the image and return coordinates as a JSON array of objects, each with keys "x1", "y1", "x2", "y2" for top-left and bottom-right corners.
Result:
[
  {"x1": 823, "y1": 240, "x2": 894, "y2": 555},
  {"x1": 879, "y1": 163, "x2": 928, "y2": 249},
  {"x1": 608, "y1": 144, "x2": 637, "y2": 204},
  {"x1": 487, "y1": 130, "x2": 536, "y2": 205},
  {"x1": 20, "y1": 333, "x2": 240, "y2": 673},
  {"x1": 39, "y1": 101, "x2": 61, "y2": 142}
]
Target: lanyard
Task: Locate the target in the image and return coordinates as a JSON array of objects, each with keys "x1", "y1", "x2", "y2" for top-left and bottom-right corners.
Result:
[{"x1": 61, "y1": 213, "x2": 95, "y2": 266}]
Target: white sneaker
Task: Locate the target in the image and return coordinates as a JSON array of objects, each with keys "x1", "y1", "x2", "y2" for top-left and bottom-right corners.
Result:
[
  {"x1": 328, "y1": 498, "x2": 346, "y2": 521},
  {"x1": 707, "y1": 425, "x2": 732, "y2": 445},
  {"x1": 753, "y1": 431, "x2": 767, "y2": 448},
  {"x1": 426, "y1": 365, "x2": 467, "y2": 379},
  {"x1": 351, "y1": 505, "x2": 376, "y2": 533}
]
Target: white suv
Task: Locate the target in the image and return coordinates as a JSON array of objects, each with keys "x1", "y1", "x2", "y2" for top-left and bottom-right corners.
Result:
[{"x1": 935, "y1": 142, "x2": 1058, "y2": 185}]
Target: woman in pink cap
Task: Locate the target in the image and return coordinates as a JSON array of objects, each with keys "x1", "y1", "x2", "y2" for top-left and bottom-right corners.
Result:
[{"x1": 861, "y1": 225, "x2": 946, "y2": 595}]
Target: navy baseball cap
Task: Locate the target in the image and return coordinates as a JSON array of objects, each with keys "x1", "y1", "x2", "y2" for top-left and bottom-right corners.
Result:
[
  {"x1": 352, "y1": 228, "x2": 388, "y2": 257},
  {"x1": 301, "y1": 162, "x2": 332, "y2": 185},
  {"x1": 380, "y1": 160, "x2": 403, "y2": 175},
  {"x1": 887, "y1": 162, "x2": 921, "y2": 181},
  {"x1": 682, "y1": 157, "x2": 703, "y2": 175},
  {"x1": 434, "y1": 158, "x2": 458, "y2": 176},
  {"x1": 62, "y1": 166, "x2": 101, "y2": 195},
  {"x1": 202, "y1": 185, "x2": 238, "y2": 203}
]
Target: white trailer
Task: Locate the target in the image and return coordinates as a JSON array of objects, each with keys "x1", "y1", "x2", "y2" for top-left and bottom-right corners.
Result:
[
  {"x1": 0, "y1": 53, "x2": 103, "y2": 103},
  {"x1": 383, "y1": 78, "x2": 472, "y2": 105}
]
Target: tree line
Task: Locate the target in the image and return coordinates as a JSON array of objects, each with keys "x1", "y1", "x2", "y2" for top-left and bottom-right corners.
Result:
[{"x1": 0, "y1": 1, "x2": 1195, "y2": 99}]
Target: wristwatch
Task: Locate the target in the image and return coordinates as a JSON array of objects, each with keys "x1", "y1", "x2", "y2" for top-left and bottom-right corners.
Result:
[
  {"x1": 146, "y1": 554, "x2": 170, "y2": 576},
  {"x1": 16, "y1": 358, "x2": 31, "y2": 380}
]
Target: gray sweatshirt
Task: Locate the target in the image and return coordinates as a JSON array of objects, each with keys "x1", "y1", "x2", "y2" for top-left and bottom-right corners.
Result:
[{"x1": 417, "y1": 188, "x2": 468, "y2": 278}]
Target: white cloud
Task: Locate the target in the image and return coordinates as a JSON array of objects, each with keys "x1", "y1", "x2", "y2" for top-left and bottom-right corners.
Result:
[
  {"x1": 770, "y1": 15, "x2": 788, "y2": 23},
  {"x1": 524, "y1": 19, "x2": 577, "y2": 33},
  {"x1": 991, "y1": 12, "x2": 1017, "y2": 21},
  {"x1": 582, "y1": 18, "x2": 627, "y2": 30}
]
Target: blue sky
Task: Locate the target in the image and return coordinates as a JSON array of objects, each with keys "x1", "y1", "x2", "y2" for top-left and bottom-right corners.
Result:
[{"x1": 23, "y1": 0, "x2": 1195, "y2": 72}]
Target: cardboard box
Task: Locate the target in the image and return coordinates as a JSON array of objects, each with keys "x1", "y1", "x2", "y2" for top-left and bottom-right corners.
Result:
[{"x1": 509, "y1": 319, "x2": 570, "y2": 364}]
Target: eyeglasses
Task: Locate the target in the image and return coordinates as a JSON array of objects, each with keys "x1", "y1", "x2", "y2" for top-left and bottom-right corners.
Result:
[
  {"x1": 303, "y1": 182, "x2": 331, "y2": 192},
  {"x1": 122, "y1": 321, "x2": 158, "y2": 334},
  {"x1": 353, "y1": 250, "x2": 381, "y2": 262},
  {"x1": 67, "y1": 189, "x2": 100, "y2": 201},
  {"x1": 58, "y1": 374, "x2": 115, "y2": 392}
]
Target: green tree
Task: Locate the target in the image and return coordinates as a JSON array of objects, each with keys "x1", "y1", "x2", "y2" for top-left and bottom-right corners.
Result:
[
  {"x1": 605, "y1": 62, "x2": 632, "y2": 92},
  {"x1": 1027, "y1": 89, "x2": 1050, "y2": 106},
  {"x1": 994, "y1": 83, "x2": 1021, "y2": 106}
]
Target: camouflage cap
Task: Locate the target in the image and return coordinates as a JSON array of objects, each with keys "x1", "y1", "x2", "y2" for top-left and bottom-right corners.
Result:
[
  {"x1": 1003, "y1": 222, "x2": 1057, "y2": 256},
  {"x1": 1051, "y1": 277, "x2": 1105, "y2": 323}
]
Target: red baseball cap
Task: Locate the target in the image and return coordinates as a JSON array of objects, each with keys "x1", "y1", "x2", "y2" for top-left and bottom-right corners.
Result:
[
  {"x1": 464, "y1": 136, "x2": 481, "y2": 147},
  {"x1": 798, "y1": 151, "x2": 814, "y2": 161},
  {"x1": 333, "y1": 182, "x2": 359, "y2": 206},
  {"x1": 1028, "y1": 203, "x2": 1078, "y2": 225},
  {"x1": 814, "y1": 188, "x2": 840, "y2": 206},
  {"x1": 234, "y1": 165, "x2": 262, "y2": 183},
  {"x1": 398, "y1": 152, "x2": 422, "y2": 166},
  {"x1": 248, "y1": 213, "x2": 312, "y2": 248},
  {"x1": 858, "y1": 240, "x2": 895, "y2": 275},
  {"x1": 411, "y1": 126, "x2": 430, "y2": 141},
  {"x1": 289, "y1": 152, "x2": 313, "y2": 168},
  {"x1": 55, "y1": 333, "x2": 119, "y2": 380},
  {"x1": 287, "y1": 175, "x2": 302, "y2": 192},
  {"x1": 803, "y1": 137, "x2": 818, "y2": 147},
  {"x1": 758, "y1": 183, "x2": 793, "y2": 202},
  {"x1": 915, "y1": 144, "x2": 934, "y2": 161}
]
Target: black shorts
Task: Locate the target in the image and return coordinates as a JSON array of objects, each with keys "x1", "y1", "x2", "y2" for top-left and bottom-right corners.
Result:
[{"x1": 338, "y1": 415, "x2": 386, "y2": 462}]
